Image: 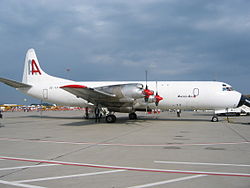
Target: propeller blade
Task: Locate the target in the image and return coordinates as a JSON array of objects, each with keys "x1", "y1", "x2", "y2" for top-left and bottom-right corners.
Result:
[
  {"x1": 154, "y1": 81, "x2": 163, "y2": 106},
  {"x1": 143, "y1": 70, "x2": 154, "y2": 102},
  {"x1": 143, "y1": 89, "x2": 154, "y2": 96},
  {"x1": 143, "y1": 89, "x2": 154, "y2": 102},
  {"x1": 155, "y1": 93, "x2": 163, "y2": 106}
]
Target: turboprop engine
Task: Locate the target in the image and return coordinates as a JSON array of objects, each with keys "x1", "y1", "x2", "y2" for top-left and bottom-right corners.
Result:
[
  {"x1": 95, "y1": 83, "x2": 163, "y2": 113},
  {"x1": 96, "y1": 83, "x2": 145, "y2": 99}
]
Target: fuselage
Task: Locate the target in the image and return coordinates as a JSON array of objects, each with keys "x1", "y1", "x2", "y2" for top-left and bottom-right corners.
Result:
[{"x1": 18, "y1": 80, "x2": 242, "y2": 111}]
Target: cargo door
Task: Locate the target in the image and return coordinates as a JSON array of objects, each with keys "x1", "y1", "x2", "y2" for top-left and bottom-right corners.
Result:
[{"x1": 43, "y1": 89, "x2": 48, "y2": 100}]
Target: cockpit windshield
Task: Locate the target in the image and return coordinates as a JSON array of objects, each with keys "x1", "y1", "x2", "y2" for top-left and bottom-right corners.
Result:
[{"x1": 222, "y1": 84, "x2": 233, "y2": 91}]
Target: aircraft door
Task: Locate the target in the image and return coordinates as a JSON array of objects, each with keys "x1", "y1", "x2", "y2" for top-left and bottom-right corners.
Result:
[
  {"x1": 43, "y1": 89, "x2": 48, "y2": 100},
  {"x1": 193, "y1": 88, "x2": 199, "y2": 97}
]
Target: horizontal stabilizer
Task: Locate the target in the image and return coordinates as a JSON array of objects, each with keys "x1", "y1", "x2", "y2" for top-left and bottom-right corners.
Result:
[{"x1": 0, "y1": 77, "x2": 31, "y2": 88}]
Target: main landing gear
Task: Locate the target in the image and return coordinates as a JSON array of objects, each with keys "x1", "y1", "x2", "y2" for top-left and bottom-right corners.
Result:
[
  {"x1": 106, "y1": 114, "x2": 116, "y2": 123},
  {"x1": 105, "y1": 112, "x2": 138, "y2": 123},
  {"x1": 129, "y1": 112, "x2": 137, "y2": 120}
]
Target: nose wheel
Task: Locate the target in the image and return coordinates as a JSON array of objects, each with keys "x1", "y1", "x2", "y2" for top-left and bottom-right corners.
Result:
[{"x1": 211, "y1": 115, "x2": 219, "y2": 122}]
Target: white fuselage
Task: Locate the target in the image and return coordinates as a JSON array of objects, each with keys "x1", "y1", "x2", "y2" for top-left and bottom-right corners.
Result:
[{"x1": 18, "y1": 80, "x2": 242, "y2": 111}]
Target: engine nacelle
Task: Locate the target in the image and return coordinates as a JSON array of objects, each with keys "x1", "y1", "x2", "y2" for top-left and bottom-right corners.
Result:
[
  {"x1": 96, "y1": 83, "x2": 145, "y2": 99},
  {"x1": 120, "y1": 83, "x2": 145, "y2": 99},
  {"x1": 136, "y1": 95, "x2": 156, "y2": 104}
]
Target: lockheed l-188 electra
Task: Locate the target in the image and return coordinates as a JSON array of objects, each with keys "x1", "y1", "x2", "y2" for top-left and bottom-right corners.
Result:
[{"x1": 1, "y1": 49, "x2": 249, "y2": 123}]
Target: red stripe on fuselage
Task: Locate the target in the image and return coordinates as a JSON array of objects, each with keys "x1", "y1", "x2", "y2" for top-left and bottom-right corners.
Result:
[{"x1": 60, "y1": 85, "x2": 87, "y2": 88}]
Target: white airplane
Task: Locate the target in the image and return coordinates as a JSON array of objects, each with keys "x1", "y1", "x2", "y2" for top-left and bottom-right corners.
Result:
[{"x1": 0, "y1": 49, "x2": 249, "y2": 123}]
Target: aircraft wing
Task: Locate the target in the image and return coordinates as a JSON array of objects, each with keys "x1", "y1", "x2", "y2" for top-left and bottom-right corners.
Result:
[
  {"x1": 0, "y1": 77, "x2": 31, "y2": 88},
  {"x1": 60, "y1": 84, "x2": 120, "y2": 105}
]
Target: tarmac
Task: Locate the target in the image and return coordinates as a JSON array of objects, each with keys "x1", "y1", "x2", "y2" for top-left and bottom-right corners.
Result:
[{"x1": 0, "y1": 110, "x2": 249, "y2": 188}]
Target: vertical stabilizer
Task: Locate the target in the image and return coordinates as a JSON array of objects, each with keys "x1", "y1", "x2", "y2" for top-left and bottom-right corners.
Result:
[{"x1": 22, "y1": 49, "x2": 50, "y2": 84}]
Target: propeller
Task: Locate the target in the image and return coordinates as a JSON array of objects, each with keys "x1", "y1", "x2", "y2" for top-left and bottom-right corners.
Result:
[
  {"x1": 154, "y1": 81, "x2": 163, "y2": 117},
  {"x1": 143, "y1": 70, "x2": 154, "y2": 102},
  {"x1": 154, "y1": 81, "x2": 163, "y2": 106}
]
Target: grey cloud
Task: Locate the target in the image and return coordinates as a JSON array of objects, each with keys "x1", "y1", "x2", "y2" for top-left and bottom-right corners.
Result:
[{"x1": 0, "y1": 0, "x2": 250, "y2": 103}]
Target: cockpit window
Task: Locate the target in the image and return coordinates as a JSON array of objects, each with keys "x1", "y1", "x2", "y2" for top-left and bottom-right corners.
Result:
[{"x1": 222, "y1": 84, "x2": 233, "y2": 91}]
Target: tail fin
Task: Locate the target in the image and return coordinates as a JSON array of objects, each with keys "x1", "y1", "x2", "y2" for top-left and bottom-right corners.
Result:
[{"x1": 22, "y1": 49, "x2": 50, "y2": 84}]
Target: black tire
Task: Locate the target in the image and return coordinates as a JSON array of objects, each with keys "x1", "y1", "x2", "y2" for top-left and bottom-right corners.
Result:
[
  {"x1": 129, "y1": 112, "x2": 137, "y2": 120},
  {"x1": 106, "y1": 115, "x2": 116, "y2": 123},
  {"x1": 211, "y1": 116, "x2": 219, "y2": 122}
]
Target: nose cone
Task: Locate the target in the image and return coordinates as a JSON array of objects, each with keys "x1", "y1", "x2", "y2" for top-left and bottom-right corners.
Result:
[{"x1": 237, "y1": 95, "x2": 250, "y2": 108}]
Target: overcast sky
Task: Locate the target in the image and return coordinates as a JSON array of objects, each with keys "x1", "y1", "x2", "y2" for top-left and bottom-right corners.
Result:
[{"x1": 0, "y1": 0, "x2": 250, "y2": 104}]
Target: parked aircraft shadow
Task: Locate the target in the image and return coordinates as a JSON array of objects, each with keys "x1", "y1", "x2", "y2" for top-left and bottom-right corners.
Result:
[
  {"x1": 20, "y1": 114, "x2": 217, "y2": 126},
  {"x1": 227, "y1": 121, "x2": 250, "y2": 126},
  {"x1": 139, "y1": 117, "x2": 211, "y2": 122},
  {"x1": 62, "y1": 117, "x2": 145, "y2": 126},
  {"x1": 62, "y1": 116, "x2": 211, "y2": 126},
  {"x1": 240, "y1": 122, "x2": 250, "y2": 126},
  {"x1": 61, "y1": 120, "x2": 98, "y2": 126},
  {"x1": 21, "y1": 115, "x2": 84, "y2": 120}
]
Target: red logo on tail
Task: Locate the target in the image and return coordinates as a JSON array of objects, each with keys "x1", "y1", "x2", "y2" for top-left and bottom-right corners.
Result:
[{"x1": 31, "y1": 60, "x2": 41, "y2": 75}]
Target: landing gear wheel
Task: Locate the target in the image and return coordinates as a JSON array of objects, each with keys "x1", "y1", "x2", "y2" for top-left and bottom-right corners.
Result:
[
  {"x1": 106, "y1": 114, "x2": 116, "y2": 123},
  {"x1": 211, "y1": 116, "x2": 219, "y2": 122},
  {"x1": 129, "y1": 112, "x2": 137, "y2": 120}
]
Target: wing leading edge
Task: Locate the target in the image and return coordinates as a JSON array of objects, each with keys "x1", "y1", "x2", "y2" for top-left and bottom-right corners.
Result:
[{"x1": 60, "y1": 84, "x2": 118, "y2": 105}]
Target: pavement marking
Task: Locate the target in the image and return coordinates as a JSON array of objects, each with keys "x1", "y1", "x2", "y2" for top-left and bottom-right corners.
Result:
[
  {"x1": 127, "y1": 174, "x2": 207, "y2": 188},
  {"x1": 1, "y1": 156, "x2": 250, "y2": 178},
  {"x1": 15, "y1": 169, "x2": 125, "y2": 183},
  {"x1": 0, "y1": 137, "x2": 249, "y2": 147},
  {"x1": 0, "y1": 164, "x2": 59, "y2": 171},
  {"x1": 0, "y1": 180, "x2": 46, "y2": 188},
  {"x1": 154, "y1": 161, "x2": 250, "y2": 167}
]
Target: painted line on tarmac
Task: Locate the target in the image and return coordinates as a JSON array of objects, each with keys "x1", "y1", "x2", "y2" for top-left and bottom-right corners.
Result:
[
  {"x1": 154, "y1": 161, "x2": 250, "y2": 167},
  {"x1": 0, "y1": 164, "x2": 59, "y2": 171},
  {"x1": 15, "y1": 170, "x2": 125, "y2": 183},
  {"x1": 0, "y1": 156, "x2": 250, "y2": 178},
  {"x1": 0, "y1": 180, "x2": 46, "y2": 188},
  {"x1": 0, "y1": 137, "x2": 249, "y2": 147},
  {"x1": 127, "y1": 175, "x2": 207, "y2": 188}
]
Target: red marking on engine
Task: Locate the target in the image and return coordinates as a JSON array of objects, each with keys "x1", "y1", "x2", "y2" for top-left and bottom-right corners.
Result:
[
  {"x1": 155, "y1": 95, "x2": 163, "y2": 102},
  {"x1": 143, "y1": 89, "x2": 154, "y2": 96}
]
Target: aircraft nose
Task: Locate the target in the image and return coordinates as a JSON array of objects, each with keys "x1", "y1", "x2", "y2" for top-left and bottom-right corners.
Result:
[{"x1": 237, "y1": 95, "x2": 250, "y2": 108}]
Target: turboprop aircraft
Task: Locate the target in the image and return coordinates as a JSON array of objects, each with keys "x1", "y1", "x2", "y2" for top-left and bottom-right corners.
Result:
[{"x1": 1, "y1": 49, "x2": 250, "y2": 123}]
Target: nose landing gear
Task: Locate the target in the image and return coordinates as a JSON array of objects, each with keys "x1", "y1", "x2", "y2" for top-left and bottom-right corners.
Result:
[{"x1": 211, "y1": 115, "x2": 219, "y2": 122}]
